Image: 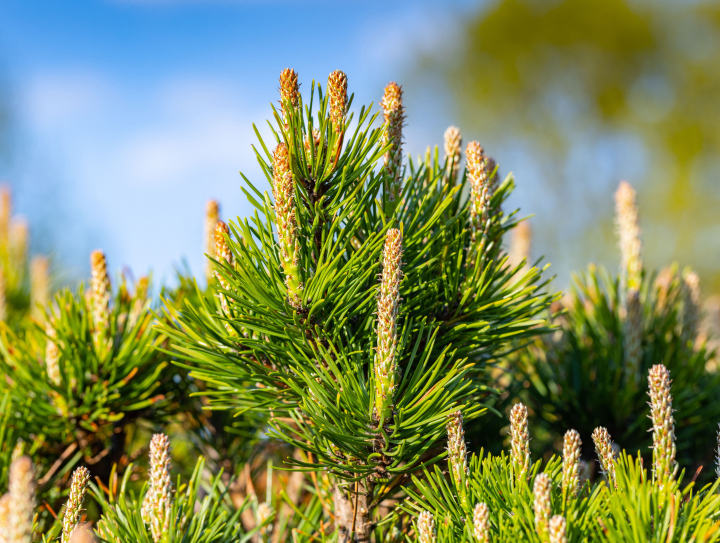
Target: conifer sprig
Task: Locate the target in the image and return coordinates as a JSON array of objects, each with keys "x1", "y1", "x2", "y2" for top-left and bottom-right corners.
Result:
[
  {"x1": 417, "y1": 510, "x2": 436, "y2": 543},
  {"x1": 533, "y1": 472, "x2": 551, "y2": 539},
  {"x1": 447, "y1": 411, "x2": 468, "y2": 496},
  {"x1": 143, "y1": 433, "x2": 173, "y2": 542},
  {"x1": 273, "y1": 143, "x2": 303, "y2": 310},
  {"x1": 561, "y1": 429, "x2": 581, "y2": 498},
  {"x1": 7, "y1": 455, "x2": 35, "y2": 543},
  {"x1": 61, "y1": 467, "x2": 90, "y2": 543},
  {"x1": 373, "y1": 228, "x2": 402, "y2": 423},
  {"x1": 648, "y1": 364, "x2": 676, "y2": 485},
  {"x1": 90, "y1": 250, "x2": 111, "y2": 351},
  {"x1": 381, "y1": 82, "x2": 404, "y2": 215},
  {"x1": 549, "y1": 515, "x2": 567, "y2": 543},
  {"x1": 592, "y1": 427, "x2": 617, "y2": 489},
  {"x1": 443, "y1": 126, "x2": 462, "y2": 187},
  {"x1": 205, "y1": 199, "x2": 220, "y2": 283},
  {"x1": 279, "y1": 68, "x2": 299, "y2": 124},
  {"x1": 473, "y1": 502, "x2": 490, "y2": 542},
  {"x1": 510, "y1": 403, "x2": 530, "y2": 481}
]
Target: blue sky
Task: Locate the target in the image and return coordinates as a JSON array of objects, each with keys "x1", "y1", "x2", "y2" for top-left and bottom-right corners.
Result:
[{"x1": 0, "y1": 0, "x2": 480, "y2": 283}]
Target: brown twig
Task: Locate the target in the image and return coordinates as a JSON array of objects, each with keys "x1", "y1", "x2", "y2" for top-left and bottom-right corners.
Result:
[
  {"x1": 38, "y1": 442, "x2": 78, "y2": 486},
  {"x1": 350, "y1": 480, "x2": 359, "y2": 537}
]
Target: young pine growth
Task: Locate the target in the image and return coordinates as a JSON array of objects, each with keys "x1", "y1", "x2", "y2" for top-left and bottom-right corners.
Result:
[
  {"x1": 417, "y1": 510, "x2": 436, "y2": 543},
  {"x1": 443, "y1": 126, "x2": 462, "y2": 187},
  {"x1": 327, "y1": 69, "x2": 348, "y2": 162},
  {"x1": 380, "y1": 82, "x2": 405, "y2": 214},
  {"x1": 214, "y1": 220, "x2": 234, "y2": 319},
  {"x1": 466, "y1": 141, "x2": 493, "y2": 265},
  {"x1": 561, "y1": 429, "x2": 582, "y2": 497},
  {"x1": 616, "y1": 181, "x2": 643, "y2": 387},
  {"x1": 256, "y1": 502, "x2": 274, "y2": 543},
  {"x1": 61, "y1": 467, "x2": 91, "y2": 543},
  {"x1": 472, "y1": 502, "x2": 490, "y2": 543},
  {"x1": 279, "y1": 68, "x2": 299, "y2": 124},
  {"x1": 549, "y1": 515, "x2": 567, "y2": 543},
  {"x1": 533, "y1": 473, "x2": 551, "y2": 540},
  {"x1": 204, "y1": 199, "x2": 220, "y2": 283},
  {"x1": 510, "y1": 402, "x2": 530, "y2": 480},
  {"x1": 7, "y1": 455, "x2": 35, "y2": 543},
  {"x1": 45, "y1": 322, "x2": 61, "y2": 387},
  {"x1": 446, "y1": 411, "x2": 468, "y2": 506},
  {"x1": 615, "y1": 180, "x2": 642, "y2": 293},
  {"x1": 90, "y1": 250, "x2": 111, "y2": 351},
  {"x1": 30, "y1": 256, "x2": 50, "y2": 320},
  {"x1": 373, "y1": 228, "x2": 403, "y2": 424},
  {"x1": 273, "y1": 143, "x2": 303, "y2": 310},
  {"x1": 648, "y1": 364, "x2": 676, "y2": 485},
  {"x1": 592, "y1": 427, "x2": 617, "y2": 488},
  {"x1": 142, "y1": 433, "x2": 173, "y2": 543}
]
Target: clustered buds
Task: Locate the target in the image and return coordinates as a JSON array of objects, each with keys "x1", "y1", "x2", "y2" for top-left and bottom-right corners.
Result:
[
  {"x1": 90, "y1": 250, "x2": 111, "y2": 350},
  {"x1": 592, "y1": 427, "x2": 617, "y2": 488},
  {"x1": 374, "y1": 228, "x2": 403, "y2": 423},
  {"x1": 279, "y1": 68, "x2": 299, "y2": 125},
  {"x1": 473, "y1": 502, "x2": 490, "y2": 543},
  {"x1": 533, "y1": 473, "x2": 551, "y2": 539},
  {"x1": 549, "y1": 515, "x2": 567, "y2": 543},
  {"x1": 447, "y1": 411, "x2": 468, "y2": 500},
  {"x1": 61, "y1": 467, "x2": 90, "y2": 543},
  {"x1": 681, "y1": 270, "x2": 701, "y2": 348},
  {"x1": 466, "y1": 141, "x2": 493, "y2": 265},
  {"x1": 443, "y1": 126, "x2": 462, "y2": 187},
  {"x1": 214, "y1": 221, "x2": 234, "y2": 327},
  {"x1": 615, "y1": 181, "x2": 642, "y2": 292},
  {"x1": 561, "y1": 429, "x2": 582, "y2": 497},
  {"x1": 380, "y1": 82, "x2": 405, "y2": 213},
  {"x1": 142, "y1": 434, "x2": 173, "y2": 543},
  {"x1": 328, "y1": 70, "x2": 348, "y2": 160},
  {"x1": 256, "y1": 502, "x2": 274, "y2": 542},
  {"x1": 30, "y1": 256, "x2": 50, "y2": 321},
  {"x1": 648, "y1": 364, "x2": 676, "y2": 484},
  {"x1": 417, "y1": 510, "x2": 436, "y2": 543},
  {"x1": 5, "y1": 455, "x2": 36, "y2": 543},
  {"x1": 510, "y1": 402, "x2": 530, "y2": 480},
  {"x1": 46, "y1": 322, "x2": 61, "y2": 387},
  {"x1": 204, "y1": 199, "x2": 220, "y2": 283},
  {"x1": 273, "y1": 143, "x2": 303, "y2": 310}
]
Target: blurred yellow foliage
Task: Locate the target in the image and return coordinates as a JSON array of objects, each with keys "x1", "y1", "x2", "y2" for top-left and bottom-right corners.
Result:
[{"x1": 434, "y1": 0, "x2": 720, "y2": 293}]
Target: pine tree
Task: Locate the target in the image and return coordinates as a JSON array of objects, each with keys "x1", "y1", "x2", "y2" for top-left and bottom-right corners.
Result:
[{"x1": 161, "y1": 68, "x2": 554, "y2": 540}]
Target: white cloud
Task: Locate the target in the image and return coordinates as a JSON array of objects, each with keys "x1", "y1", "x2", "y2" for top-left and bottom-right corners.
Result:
[
  {"x1": 22, "y1": 69, "x2": 114, "y2": 129},
  {"x1": 116, "y1": 78, "x2": 260, "y2": 187}
]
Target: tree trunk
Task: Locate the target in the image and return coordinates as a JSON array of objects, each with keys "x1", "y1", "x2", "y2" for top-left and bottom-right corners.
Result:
[{"x1": 333, "y1": 478, "x2": 374, "y2": 542}]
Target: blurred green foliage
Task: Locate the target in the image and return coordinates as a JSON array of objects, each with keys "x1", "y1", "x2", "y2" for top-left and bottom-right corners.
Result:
[{"x1": 430, "y1": 0, "x2": 720, "y2": 292}]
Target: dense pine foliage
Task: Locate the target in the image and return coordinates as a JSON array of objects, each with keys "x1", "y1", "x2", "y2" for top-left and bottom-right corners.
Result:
[{"x1": 0, "y1": 69, "x2": 717, "y2": 542}]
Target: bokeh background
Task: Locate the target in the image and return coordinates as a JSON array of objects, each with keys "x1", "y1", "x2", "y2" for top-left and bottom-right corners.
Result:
[{"x1": 0, "y1": 0, "x2": 718, "y2": 294}]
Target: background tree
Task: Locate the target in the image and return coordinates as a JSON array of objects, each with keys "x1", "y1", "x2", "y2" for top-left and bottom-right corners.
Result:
[{"x1": 419, "y1": 0, "x2": 720, "y2": 294}]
